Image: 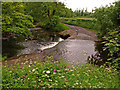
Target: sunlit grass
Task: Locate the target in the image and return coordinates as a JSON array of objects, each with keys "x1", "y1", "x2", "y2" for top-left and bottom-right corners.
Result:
[{"x1": 2, "y1": 56, "x2": 119, "y2": 88}]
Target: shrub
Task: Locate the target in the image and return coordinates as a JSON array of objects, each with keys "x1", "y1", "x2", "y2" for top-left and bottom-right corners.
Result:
[{"x1": 102, "y1": 27, "x2": 120, "y2": 69}]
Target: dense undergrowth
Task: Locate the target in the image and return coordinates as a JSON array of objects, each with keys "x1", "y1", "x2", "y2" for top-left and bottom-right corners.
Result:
[{"x1": 2, "y1": 57, "x2": 119, "y2": 88}]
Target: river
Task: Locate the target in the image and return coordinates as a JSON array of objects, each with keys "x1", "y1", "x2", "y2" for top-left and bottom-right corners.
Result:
[{"x1": 3, "y1": 24, "x2": 102, "y2": 66}]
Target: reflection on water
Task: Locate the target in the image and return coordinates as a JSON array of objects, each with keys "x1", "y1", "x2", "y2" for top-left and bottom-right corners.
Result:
[
  {"x1": 3, "y1": 28, "x2": 107, "y2": 66},
  {"x1": 2, "y1": 29, "x2": 63, "y2": 58},
  {"x1": 44, "y1": 39, "x2": 98, "y2": 66},
  {"x1": 17, "y1": 38, "x2": 64, "y2": 56}
]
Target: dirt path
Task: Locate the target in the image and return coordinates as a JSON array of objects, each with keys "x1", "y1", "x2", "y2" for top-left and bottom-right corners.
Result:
[{"x1": 65, "y1": 24, "x2": 98, "y2": 41}]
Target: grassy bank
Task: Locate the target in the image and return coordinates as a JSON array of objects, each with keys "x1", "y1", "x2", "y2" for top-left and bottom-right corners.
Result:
[
  {"x1": 2, "y1": 57, "x2": 119, "y2": 88},
  {"x1": 61, "y1": 18, "x2": 100, "y2": 32}
]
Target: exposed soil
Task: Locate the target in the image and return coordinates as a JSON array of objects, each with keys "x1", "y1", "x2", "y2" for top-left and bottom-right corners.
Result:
[{"x1": 64, "y1": 24, "x2": 98, "y2": 41}]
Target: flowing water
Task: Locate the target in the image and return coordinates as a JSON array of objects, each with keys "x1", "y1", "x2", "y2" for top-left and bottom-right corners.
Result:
[{"x1": 3, "y1": 25, "x2": 104, "y2": 66}]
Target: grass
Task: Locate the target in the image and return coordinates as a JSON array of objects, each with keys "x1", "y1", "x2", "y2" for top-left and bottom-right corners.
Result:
[
  {"x1": 52, "y1": 23, "x2": 71, "y2": 32},
  {"x1": 61, "y1": 17, "x2": 100, "y2": 32},
  {"x1": 2, "y1": 56, "x2": 119, "y2": 88}
]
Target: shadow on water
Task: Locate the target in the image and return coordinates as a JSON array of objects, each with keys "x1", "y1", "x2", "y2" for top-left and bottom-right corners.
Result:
[
  {"x1": 3, "y1": 28, "x2": 109, "y2": 67},
  {"x1": 2, "y1": 29, "x2": 61, "y2": 58},
  {"x1": 2, "y1": 36, "x2": 26, "y2": 58},
  {"x1": 87, "y1": 41, "x2": 109, "y2": 66}
]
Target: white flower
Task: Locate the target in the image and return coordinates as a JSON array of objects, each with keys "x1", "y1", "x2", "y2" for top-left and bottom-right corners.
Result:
[
  {"x1": 25, "y1": 61, "x2": 28, "y2": 63},
  {"x1": 55, "y1": 80, "x2": 58, "y2": 82},
  {"x1": 32, "y1": 69, "x2": 35, "y2": 72},
  {"x1": 46, "y1": 71, "x2": 50, "y2": 74},
  {"x1": 38, "y1": 79, "x2": 41, "y2": 81},
  {"x1": 76, "y1": 83, "x2": 78, "y2": 85},
  {"x1": 48, "y1": 79, "x2": 52, "y2": 81},
  {"x1": 72, "y1": 74, "x2": 75, "y2": 76},
  {"x1": 29, "y1": 65, "x2": 31, "y2": 67},
  {"x1": 57, "y1": 70, "x2": 60, "y2": 72},
  {"x1": 53, "y1": 72, "x2": 56, "y2": 74},
  {"x1": 34, "y1": 61, "x2": 36, "y2": 64},
  {"x1": 42, "y1": 71, "x2": 45, "y2": 73},
  {"x1": 30, "y1": 61, "x2": 32, "y2": 64}
]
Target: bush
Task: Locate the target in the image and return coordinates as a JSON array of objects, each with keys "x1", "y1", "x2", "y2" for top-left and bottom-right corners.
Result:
[
  {"x1": 102, "y1": 27, "x2": 120, "y2": 69},
  {"x1": 45, "y1": 16, "x2": 60, "y2": 30}
]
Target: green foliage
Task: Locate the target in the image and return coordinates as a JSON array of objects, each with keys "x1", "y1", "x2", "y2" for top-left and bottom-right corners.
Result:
[
  {"x1": 74, "y1": 8, "x2": 92, "y2": 18},
  {"x1": 93, "y1": 1, "x2": 120, "y2": 37},
  {"x1": 2, "y1": 2, "x2": 34, "y2": 37},
  {"x1": 2, "y1": 57, "x2": 119, "y2": 88},
  {"x1": 52, "y1": 23, "x2": 71, "y2": 32},
  {"x1": 2, "y1": 56, "x2": 7, "y2": 61},
  {"x1": 92, "y1": 1, "x2": 120, "y2": 69},
  {"x1": 25, "y1": 2, "x2": 74, "y2": 30},
  {"x1": 45, "y1": 16, "x2": 60, "y2": 30},
  {"x1": 62, "y1": 18, "x2": 97, "y2": 31},
  {"x1": 102, "y1": 27, "x2": 120, "y2": 69}
]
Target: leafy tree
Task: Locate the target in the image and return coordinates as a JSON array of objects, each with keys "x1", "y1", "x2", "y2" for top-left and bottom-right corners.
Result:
[
  {"x1": 2, "y1": 2, "x2": 34, "y2": 38},
  {"x1": 93, "y1": 1, "x2": 120, "y2": 37},
  {"x1": 93, "y1": 1, "x2": 120, "y2": 69}
]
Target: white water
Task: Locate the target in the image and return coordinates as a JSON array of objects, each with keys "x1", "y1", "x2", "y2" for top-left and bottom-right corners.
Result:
[
  {"x1": 17, "y1": 38, "x2": 64, "y2": 56},
  {"x1": 41, "y1": 38, "x2": 64, "y2": 51}
]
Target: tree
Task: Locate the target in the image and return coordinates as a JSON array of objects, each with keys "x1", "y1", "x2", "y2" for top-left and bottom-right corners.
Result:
[
  {"x1": 2, "y1": 2, "x2": 34, "y2": 38},
  {"x1": 93, "y1": 1, "x2": 120, "y2": 37}
]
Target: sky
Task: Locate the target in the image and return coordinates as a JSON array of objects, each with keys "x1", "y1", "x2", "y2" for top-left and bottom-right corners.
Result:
[{"x1": 59, "y1": 0, "x2": 119, "y2": 12}]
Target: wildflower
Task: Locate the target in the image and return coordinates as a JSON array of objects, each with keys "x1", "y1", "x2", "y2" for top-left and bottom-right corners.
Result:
[
  {"x1": 54, "y1": 69, "x2": 56, "y2": 72},
  {"x1": 25, "y1": 61, "x2": 28, "y2": 63},
  {"x1": 29, "y1": 65, "x2": 31, "y2": 67},
  {"x1": 46, "y1": 71, "x2": 50, "y2": 74},
  {"x1": 53, "y1": 72, "x2": 56, "y2": 74},
  {"x1": 57, "y1": 70, "x2": 60, "y2": 72},
  {"x1": 38, "y1": 79, "x2": 41, "y2": 81},
  {"x1": 76, "y1": 83, "x2": 78, "y2": 85},
  {"x1": 32, "y1": 69, "x2": 35, "y2": 72},
  {"x1": 80, "y1": 86, "x2": 83, "y2": 88},
  {"x1": 30, "y1": 61, "x2": 32, "y2": 64},
  {"x1": 72, "y1": 86, "x2": 75, "y2": 88},
  {"x1": 87, "y1": 70, "x2": 90, "y2": 72},
  {"x1": 45, "y1": 74, "x2": 48, "y2": 77},
  {"x1": 42, "y1": 71, "x2": 45, "y2": 73},
  {"x1": 34, "y1": 61, "x2": 36, "y2": 64},
  {"x1": 48, "y1": 79, "x2": 52, "y2": 82},
  {"x1": 64, "y1": 85, "x2": 66, "y2": 87},
  {"x1": 65, "y1": 69, "x2": 68, "y2": 71},
  {"x1": 65, "y1": 79, "x2": 67, "y2": 81},
  {"x1": 62, "y1": 76, "x2": 65, "y2": 78},
  {"x1": 70, "y1": 69, "x2": 73, "y2": 72},
  {"x1": 55, "y1": 80, "x2": 58, "y2": 82},
  {"x1": 94, "y1": 64, "x2": 97, "y2": 67},
  {"x1": 72, "y1": 74, "x2": 75, "y2": 76}
]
